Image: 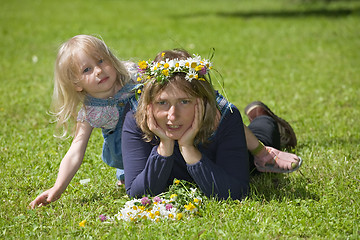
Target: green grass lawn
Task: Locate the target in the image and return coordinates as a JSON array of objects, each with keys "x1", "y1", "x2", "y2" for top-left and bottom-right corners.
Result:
[{"x1": 1, "y1": 0, "x2": 359, "y2": 239}]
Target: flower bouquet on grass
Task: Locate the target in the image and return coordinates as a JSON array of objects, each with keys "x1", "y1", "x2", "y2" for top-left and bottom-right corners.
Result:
[{"x1": 111, "y1": 179, "x2": 204, "y2": 222}]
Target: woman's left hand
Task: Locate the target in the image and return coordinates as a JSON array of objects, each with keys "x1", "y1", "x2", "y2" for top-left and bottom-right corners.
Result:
[
  {"x1": 178, "y1": 98, "x2": 204, "y2": 147},
  {"x1": 178, "y1": 98, "x2": 204, "y2": 164}
]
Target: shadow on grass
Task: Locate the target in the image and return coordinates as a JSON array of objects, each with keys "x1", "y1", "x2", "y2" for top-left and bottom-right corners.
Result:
[
  {"x1": 77, "y1": 186, "x2": 127, "y2": 205},
  {"x1": 216, "y1": 7, "x2": 360, "y2": 18},
  {"x1": 174, "y1": 6, "x2": 360, "y2": 19},
  {"x1": 249, "y1": 172, "x2": 319, "y2": 202}
]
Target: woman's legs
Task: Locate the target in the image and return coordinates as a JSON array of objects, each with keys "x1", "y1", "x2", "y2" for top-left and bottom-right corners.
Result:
[
  {"x1": 248, "y1": 115, "x2": 281, "y2": 149},
  {"x1": 245, "y1": 101, "x2": 297, "y2": 148},
  {"x1": 247, "y1": 116, "x2": 280, "y2": 173},
  {"x1": 244, "y1": 102, "x2": 301, "y2": 174}
]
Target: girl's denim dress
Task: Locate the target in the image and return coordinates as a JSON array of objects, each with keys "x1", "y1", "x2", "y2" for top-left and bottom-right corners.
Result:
[{"x1": 78, "y1": 83, "x2": 138, "y2": 180}]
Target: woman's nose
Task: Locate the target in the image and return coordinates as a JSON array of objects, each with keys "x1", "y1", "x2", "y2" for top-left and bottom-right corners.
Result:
[{"x1": 167, "y1": 105, "x2": 177, "y2": 121}]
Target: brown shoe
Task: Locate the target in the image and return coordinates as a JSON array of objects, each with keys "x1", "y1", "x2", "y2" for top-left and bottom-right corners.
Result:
[{"x1": 244, "y1": 101, "x2": 297, "y2": 148}]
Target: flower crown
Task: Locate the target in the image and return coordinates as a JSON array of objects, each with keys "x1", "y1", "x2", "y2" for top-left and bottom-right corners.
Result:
[{"x1": 137, "y1": 53, "x2": 213, "y2": 84}]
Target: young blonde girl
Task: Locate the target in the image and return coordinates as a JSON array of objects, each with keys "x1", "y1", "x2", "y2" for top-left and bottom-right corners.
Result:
[{"x1": 30, "y1": 35, "x2": 138, "y2": 208}]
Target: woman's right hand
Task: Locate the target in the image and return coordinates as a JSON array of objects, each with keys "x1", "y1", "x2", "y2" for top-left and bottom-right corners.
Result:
[
  {"x1": 147, "y1": 104, "x2": 175, "y2": 156},
  {"x1": 29, "y1": 187, "x2": 62, "y2": 209}
]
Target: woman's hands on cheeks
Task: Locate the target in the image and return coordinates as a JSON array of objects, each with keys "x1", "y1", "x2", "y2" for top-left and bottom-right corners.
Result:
[
  {"x1": 147, "y1": 104, "x2": 175, "y2": 156},
  {"x1": 178, "y1": 98, "x2": 204, "y2": 165},
  {"x1": 177, "y1": 98, "x2": 204, "y2": 147}
]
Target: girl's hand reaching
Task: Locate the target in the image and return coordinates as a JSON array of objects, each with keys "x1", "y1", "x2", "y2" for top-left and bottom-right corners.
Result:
[{"x1": 29, "y1": 187, "x2": 62, "y2": 209}]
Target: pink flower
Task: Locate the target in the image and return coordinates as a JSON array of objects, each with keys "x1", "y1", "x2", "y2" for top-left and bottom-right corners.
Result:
[
  {"x1": 165, "y1": 204, "x2": 173, "y2": 210},
  {"x1": 141, "y1": 197, "x2": 151, "y2": 206},
  {"x1": 198, "y1": 66, "x2": 207, "y2": 75},
  {"x1": 99, "y1": 214, "x2": 107, "y2": 222}
]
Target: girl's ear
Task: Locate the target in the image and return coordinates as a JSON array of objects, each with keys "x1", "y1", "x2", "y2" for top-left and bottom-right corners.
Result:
[
  {"x1": 74, "y1": 83, "x2": 83, "y2": 92},
  {"x1": 74, "y1": 86, "x2": 83, "y2": 92}
]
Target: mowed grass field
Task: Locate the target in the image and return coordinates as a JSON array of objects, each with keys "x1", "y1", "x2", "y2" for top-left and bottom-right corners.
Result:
[{"x1": 0, "y1": 0, "x2": 359, "y2": 239}]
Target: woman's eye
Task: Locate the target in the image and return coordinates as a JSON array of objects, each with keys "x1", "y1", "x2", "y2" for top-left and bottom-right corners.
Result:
[
  {"x1": 181, "y1": 99, "x2": 191, "y2": 104},
  {"x1": 98, "y1": 59, "x2": 104, "y2": 64},
  {"x1": 83, "y1": 67, "x2": 91, "y2": 73},
  {"x1": 157, "y1": 101, "x2": 166, "y2": 105}
]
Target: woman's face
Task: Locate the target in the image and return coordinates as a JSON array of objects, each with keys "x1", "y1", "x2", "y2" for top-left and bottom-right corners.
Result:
[{"x1": 152, "y1": 83, "x2": 197, "y2": 140}]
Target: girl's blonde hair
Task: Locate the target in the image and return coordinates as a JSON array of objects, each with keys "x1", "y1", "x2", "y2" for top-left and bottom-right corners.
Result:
[
  {"x1": 52, "y1": 34, "x2": 130, "y2": 138},
  {"x1": 135, "y1": 49, "x2": 218, "y2": 144}
]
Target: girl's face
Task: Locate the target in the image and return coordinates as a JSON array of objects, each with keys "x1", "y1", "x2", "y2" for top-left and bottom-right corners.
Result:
[
  {"x1": 74, "y1": 51, "x2": 118, "y2": 99},
  {"x1": 152, "y1": 83, "x2": 197, "y2": 140}
]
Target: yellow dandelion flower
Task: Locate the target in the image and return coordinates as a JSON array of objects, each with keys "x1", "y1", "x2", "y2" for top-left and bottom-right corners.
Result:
[
  {"x1": 161, "y1": 52, "x2": 165, "y2": 57},
  {"x1": 137, "y1": 77, "x2": 142, "y2": 82},
  {"x1": 185, "y1": 202, "x2": 196, "y2": 211},
  {"x1": 162, "y1": 69, "x2": 169, "y2": 76},
  {"x1": 193, "y1": 198, "x2": 201, "y2": 203},
  {"x1": 138, "y1": 60, "x2": 148, "y2": 70},
  {"x1": 137, "y1": 89, "x2": 142, "y2": 94},
  {"x1": 79, "y1": 220, "x2": 86, "y2": 227},
  {"x1": 168, "y1": 213, "x2": 174, "y2": 218},
  {"x1": 195, "y1": 65, "x2": 203, "y2": 71},
  {"x1": 176, "y1": 213, "x2": 183, "y2": 220},
  {"x1": 149, "y1": 213, "x2": 155, "y2": 219},
  {"x1": 198, "y1": 78, "x2": 205, "y2": 81},
  {"x1": 170, "y1": 194, "x2": 178, "y2": 199},
  {"x1": 174, "y1": 179, "x2": 180, "y2": 184},
  {"x1": 163, "y1": 63, "x2": 169, "y2": 68},
  {"x1": 156, "y1": 218, "x2": 160, "y2": 222},
  {"x1": 155, "y1": 211, "x2": 160, "y2": 216}
]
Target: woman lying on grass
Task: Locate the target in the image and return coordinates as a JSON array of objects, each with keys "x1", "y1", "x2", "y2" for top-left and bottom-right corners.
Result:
[{"x1": 121, "y1": 49, "x2": 302, "y2": 200}]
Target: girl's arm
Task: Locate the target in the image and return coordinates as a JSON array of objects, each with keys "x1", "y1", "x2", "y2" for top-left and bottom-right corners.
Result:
[{"x1": 30, "y1": 121, "x2": 93, "y2": 208}]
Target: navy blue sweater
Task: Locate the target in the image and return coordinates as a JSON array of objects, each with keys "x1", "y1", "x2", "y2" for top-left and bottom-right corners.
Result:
[{"x1": 121, "y1": 102, "x2": 249, "y2": 200}]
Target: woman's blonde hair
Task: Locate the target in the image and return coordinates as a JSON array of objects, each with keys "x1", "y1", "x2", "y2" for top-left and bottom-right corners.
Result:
[
  {"x1": 52, "y1": 34, "x2": 130, "y2": 138},
  {"x1": 135, "y1": 49, "x2": 218, "y2": 144}
]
